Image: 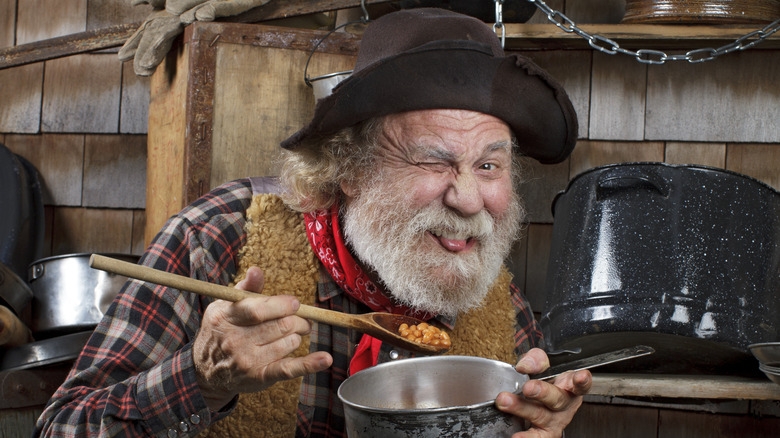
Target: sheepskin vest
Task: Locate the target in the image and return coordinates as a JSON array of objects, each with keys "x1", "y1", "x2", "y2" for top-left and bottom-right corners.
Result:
[{"x1": 198, "y1": 193, "x2": 517, "y2": 437}]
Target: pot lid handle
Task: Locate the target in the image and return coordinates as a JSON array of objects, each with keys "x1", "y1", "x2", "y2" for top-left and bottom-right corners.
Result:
[{"x1": 596, "y1": 169, "x2": 670, "y2": 200}]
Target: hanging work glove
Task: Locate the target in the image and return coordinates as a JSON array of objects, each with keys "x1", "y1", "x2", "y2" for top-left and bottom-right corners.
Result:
[
  {"x1": 119, "y1": 0, "x2": 272, "y2": 77},
  {"x1": 118, "y1": 8, "x2": 183, "y2": 76}
]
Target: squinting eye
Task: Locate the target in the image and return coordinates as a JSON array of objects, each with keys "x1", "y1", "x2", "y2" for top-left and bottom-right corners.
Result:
[{"x1": 416, "y1": 161, "x2": 450, "y2": 172}]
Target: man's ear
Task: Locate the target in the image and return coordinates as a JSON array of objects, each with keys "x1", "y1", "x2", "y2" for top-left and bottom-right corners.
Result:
[{"x1": 340, "y1": 180, "x2": 358, "y2": 199}]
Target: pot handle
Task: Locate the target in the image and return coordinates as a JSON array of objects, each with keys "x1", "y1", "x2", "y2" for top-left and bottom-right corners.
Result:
[
  {"x1": 29, "y1": 263, "x2": 45, "y2": 281},
  {"x1": 596, "y1": 170, "x2": 670, "y2": 200}
]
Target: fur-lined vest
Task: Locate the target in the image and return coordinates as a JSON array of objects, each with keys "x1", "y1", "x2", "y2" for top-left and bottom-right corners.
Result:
[{"x1": 199, "y1": 193, "x2": 518, "y2": 437}]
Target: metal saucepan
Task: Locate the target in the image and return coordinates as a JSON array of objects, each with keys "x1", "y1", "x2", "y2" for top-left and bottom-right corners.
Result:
[
  {"x1": 340, "y1": 356, "x2": 526, "y2": 437},
  {"x1": 27, "y1": 253, "x2": 139, "y2": 338},
  {"x1": 338, "y1": 346, "x2": 652, "y2": 437}
]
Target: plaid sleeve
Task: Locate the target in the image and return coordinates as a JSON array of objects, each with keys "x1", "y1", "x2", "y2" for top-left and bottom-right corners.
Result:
[
  {"x1": 34, "y1": 180, "x2": 253, "y2": 438},
  {"x1": 510, "y1": 280, "x2": 544, "y2": 358}
]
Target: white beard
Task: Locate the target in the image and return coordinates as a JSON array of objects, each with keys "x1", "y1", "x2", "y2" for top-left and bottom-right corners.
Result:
[{"x1": 342, "y1": 176, "x2": 524, "y2": 317}]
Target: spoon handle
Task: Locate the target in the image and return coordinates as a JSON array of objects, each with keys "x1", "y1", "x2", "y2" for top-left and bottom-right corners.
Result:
[{"x1": 89, "y1": 254, "x2": 357, "y2": 329}]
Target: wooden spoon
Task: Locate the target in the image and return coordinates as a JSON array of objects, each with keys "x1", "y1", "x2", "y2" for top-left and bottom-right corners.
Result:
[{"x1": 89, "y1": 254, "x2": 449, "y2": 355}]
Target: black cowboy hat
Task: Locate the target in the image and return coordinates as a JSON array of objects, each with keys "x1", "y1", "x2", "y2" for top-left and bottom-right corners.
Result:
[{"x1": 281, "y1": 7, "x2": 578, "y2": 164}]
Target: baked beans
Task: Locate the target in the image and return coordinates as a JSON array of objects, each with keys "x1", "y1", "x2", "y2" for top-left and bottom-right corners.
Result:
[{"x1": 398, "y1": 322, "x2": 451, "y2": 348}]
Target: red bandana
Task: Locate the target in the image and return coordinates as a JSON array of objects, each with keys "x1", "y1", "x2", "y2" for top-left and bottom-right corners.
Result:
[{"x1": 303, "y1": 201, "x2": 434, "y2": 374}]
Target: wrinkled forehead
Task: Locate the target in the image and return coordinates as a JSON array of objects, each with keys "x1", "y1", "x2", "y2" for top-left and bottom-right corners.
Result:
[{"x1": 377, "y1": 109, "x2": 514, "y2": 154}]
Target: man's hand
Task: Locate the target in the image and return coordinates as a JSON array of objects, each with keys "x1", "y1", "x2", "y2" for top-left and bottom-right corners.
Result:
[
  {"x1": 495, "y1": 348, "x2": 591, "y2": 438},
  {"x1": 192, "y1": 266, "x2": 333, "y2": 411},
  {"x1": 119, "y1": 0, "x2": 271, "y2": 76}
]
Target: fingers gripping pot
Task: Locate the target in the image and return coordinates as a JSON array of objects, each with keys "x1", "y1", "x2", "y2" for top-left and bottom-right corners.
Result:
[{"x1": 540, "y1": 163, "x2": 780, "y2": 374}]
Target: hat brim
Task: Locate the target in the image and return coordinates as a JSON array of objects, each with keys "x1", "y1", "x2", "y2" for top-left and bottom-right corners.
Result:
[{"x1": 282, "y1": 40, "x2": 578, "y2": 164}]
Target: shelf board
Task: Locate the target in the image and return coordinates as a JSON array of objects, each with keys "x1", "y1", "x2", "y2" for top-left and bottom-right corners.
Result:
[
  {"x1": 590, "y1": 373, "x2": 780, "y2": 400},
  {"x1": 504, "y1": 23, "x2": 780, "y2": 50}
]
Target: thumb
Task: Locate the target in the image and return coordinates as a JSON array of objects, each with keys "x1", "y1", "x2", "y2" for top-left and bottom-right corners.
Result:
[
  {"x1": 235, "y1": 266, "x2": 265, "y2": 293},
  {"x1": 263, "y1": 352, "x2": 333, "y2": 382}
]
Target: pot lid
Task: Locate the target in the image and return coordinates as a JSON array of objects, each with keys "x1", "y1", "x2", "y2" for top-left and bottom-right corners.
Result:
[{"x1": 0, "y1": 330, "x2": 91, "y2": 372}]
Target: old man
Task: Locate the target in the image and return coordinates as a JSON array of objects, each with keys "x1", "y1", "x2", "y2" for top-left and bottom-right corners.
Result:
[{"x1": 36, "y1": 7, "x2": 589, "y2": 438}]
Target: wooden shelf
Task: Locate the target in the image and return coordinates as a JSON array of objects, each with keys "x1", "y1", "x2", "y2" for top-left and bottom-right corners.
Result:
[
  {"x1": 590, "y1": 373, "x2": 780, "y2": 400},
  {"x1": 503, "y1": 23, "x2": 780, "y2": 50}
]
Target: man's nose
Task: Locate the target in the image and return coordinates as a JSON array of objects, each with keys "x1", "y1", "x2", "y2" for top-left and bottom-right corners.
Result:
[{"x1": 443, "y1": 172, "x2": 484, "y2": 216}]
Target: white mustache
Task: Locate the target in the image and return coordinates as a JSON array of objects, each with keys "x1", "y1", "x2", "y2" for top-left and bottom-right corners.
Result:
[{"x1": 411, "y1": 205, "x2": 495, "y2": 242}]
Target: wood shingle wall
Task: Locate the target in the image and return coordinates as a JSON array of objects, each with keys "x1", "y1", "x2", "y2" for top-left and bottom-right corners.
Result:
[
  {"x1": 1, "y1": 0, "x2": 150, "y2": 257},
  {"x1": 4, "y1": 1, "x2": 776, "y2": 298}
]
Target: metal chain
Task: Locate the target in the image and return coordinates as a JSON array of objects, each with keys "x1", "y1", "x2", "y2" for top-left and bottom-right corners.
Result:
[
  {"x1": 526, "y1": 0, "x2": 780, "y2": 64},
  {"x1": 494, "y1": 0, "x2": 506, "y2": 48}
]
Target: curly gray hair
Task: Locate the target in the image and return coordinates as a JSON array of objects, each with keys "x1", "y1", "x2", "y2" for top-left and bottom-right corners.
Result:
[{"x1": 279, "y1": 118, "x2": 384, "y2": 212}]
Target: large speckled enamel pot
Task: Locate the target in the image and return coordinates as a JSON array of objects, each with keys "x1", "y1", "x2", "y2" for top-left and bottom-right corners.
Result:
[
  {"x1": 540, "y1": 163, "x2": 780, "y2": 375},
  {"x1": 338, "y1": 356, "x2": 527, "y2": 437}
]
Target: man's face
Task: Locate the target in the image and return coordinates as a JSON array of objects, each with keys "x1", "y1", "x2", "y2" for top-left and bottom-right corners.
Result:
[{"x1": 341, "y1": 109, "x2": 523, "y2": 316}]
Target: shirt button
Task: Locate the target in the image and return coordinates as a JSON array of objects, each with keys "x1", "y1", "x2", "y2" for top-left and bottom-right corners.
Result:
[
  {"x1": 167, "y1": 429, "x2": 178, "y2": 438},
  {"x1": 389, "y1": 350, "x2": 399, "y2": 360},
  {"x1": 179, "y1": 421, "x2": 190, "y2": 432},
  {"x1": 190, "y1": 414, "x2": 201, "y2": 425}
]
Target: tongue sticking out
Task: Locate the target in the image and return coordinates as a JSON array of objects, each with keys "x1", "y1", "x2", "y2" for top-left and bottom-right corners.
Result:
[{"x1": 436, "y1": 235, "x2": 471, "y2": 252}]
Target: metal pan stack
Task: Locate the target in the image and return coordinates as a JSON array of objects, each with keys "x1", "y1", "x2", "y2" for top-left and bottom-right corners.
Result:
[
  {"x1": 749, "y1": 343, "x2": 780, "y2": 385},
  {"x1": 0, "y1": 142, "x2": 42, "y2": 355}
]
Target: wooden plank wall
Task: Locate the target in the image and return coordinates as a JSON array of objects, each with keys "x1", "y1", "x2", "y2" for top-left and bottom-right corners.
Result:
[{"x1": 1, "y1": 0, "x2": 778, "y2": 436}]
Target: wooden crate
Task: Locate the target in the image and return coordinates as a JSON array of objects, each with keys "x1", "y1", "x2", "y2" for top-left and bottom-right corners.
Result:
[{"x1": 147, "y1": 22, "x2": 359, "y2": 244}]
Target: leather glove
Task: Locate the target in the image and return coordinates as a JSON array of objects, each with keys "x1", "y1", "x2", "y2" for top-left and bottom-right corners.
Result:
[
  {"x1": 119, "y1": 9, "x2": 183, "y2": 76},
  {"x1": 119, "y1": 0, "x2": 272, "y2": 77}
]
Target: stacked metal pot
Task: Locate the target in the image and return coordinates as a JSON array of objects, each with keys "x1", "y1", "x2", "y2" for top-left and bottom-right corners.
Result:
[
  {"x1": 0, "y1": 142, "x2": 140, "y2": 372},
  {"x1": 0, "y1": 253, "x2": 139, "y2": 372},
  {"x1": 0, "y1": 143, "x2": 43, "y2": 353}
]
